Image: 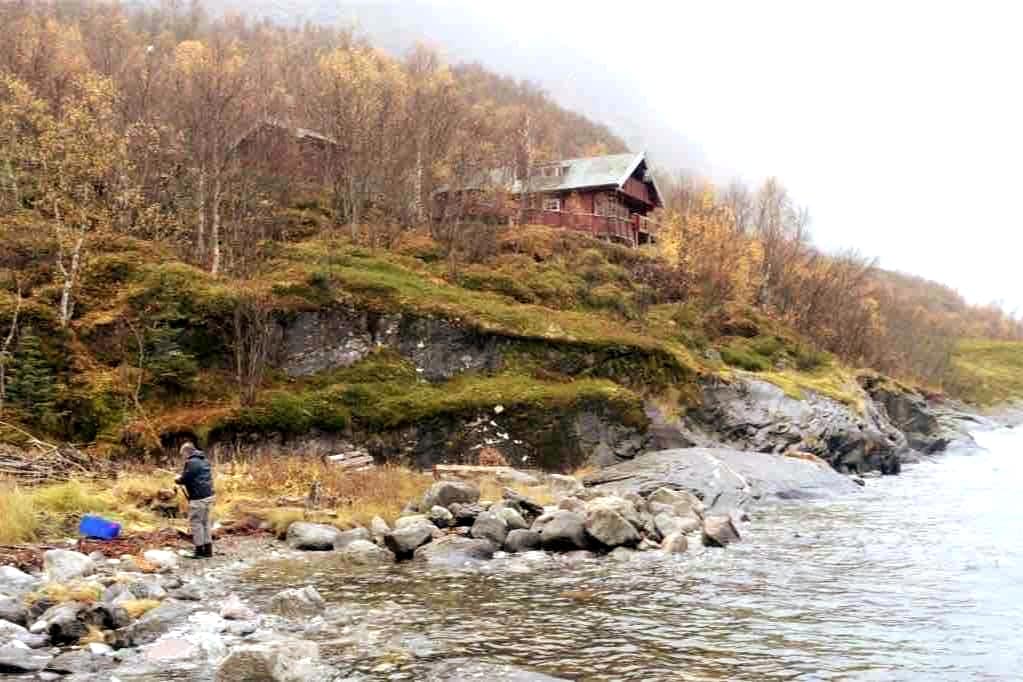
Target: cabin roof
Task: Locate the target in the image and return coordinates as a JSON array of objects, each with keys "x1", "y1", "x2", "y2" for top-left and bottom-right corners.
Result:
[{"x1": 439, "y1": 151, "x2": 663, "y2": 207}]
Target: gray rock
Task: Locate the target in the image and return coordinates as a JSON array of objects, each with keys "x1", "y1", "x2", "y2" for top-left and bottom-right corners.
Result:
[
  {"x1": 0, "y1": 643, "x2": 52, "y2": 673},
  {"x1": 413, "y1": 536, "x2": 496, "y2": 566},
  {"x1": 0, "y1": 597, "x2": 28, "y2": 626},
  {"x1": 501, "y1": 488, "x2": 545, "y2": 517},
  {"x1": 637, "y1": 537, "x2": 661, "y2": 551},
  {"x1": 385, "y1": 522, "x2": 436, "y2": 558},
  {"x1": 126, "y1": 576, "x2": 168, "y2": 601},
  {"x1": 169, "y1": 583, "x2": 203, "y2": 601},
  {"x1": 394, "y1": 514, "x2": 430, "y2": 529},
  {"x1": 370, "y1": 516, "x2": 391, "y2": 543},
  {"x1": 334, "y1": 527, "x2": 371, "y2": 550},
  {"x1": 85, "y1": 601, "x2": 132, "y2": 630},
  {"x1": 661, "y1": 533, "x2": 689, "y2": 554},
  {"x1": 427, "y1": 506, "x2": 455, "y2": 529},
  {"x1": 0, "y1": 619, "x2": 48, "y2": 647},
  {"x1": 43, "y1": 550, "x2": 95, "y2": 583},
  {"x1": 448, "y1": 502, "x2": 485, "y2": 526},
  {"x1": 648, "y1": 487, "x2": 705, "y2": 518},
  {"x1": 286, "y1": 522, "x2": 341, "y2": 551},
  {"x1": 653, "y1": 512, "x2": 683, "y2": 538},
  {"x1": 702, "y1": 515, "x2": 742, "y2": 547},
  {"x1": 46, "y1": 649, "x2": 117, "y2": 675},
  {"x1": 336, "y1": 539, "x2": 395, "y2": 566},
  {"x1": 269, "y1": 586, "x2": 325, "y2": 619},
  {"x1": 470, "y1": 511, "x2": 509, "y2": 546},
  {"x1": 503, "y1": 529, "x2": 541, "y2": 553},
  {"x1": 0, "y1": 566, "x2": 38, "y2": 596},
  {"x1": 586, "y1": 447, "x2": 859, "y2": 512},
  {"x1": 584, "y1": 508, "x2": 640, "y2": 548},
  {"x1": 111, "y1": 600, "x2": 196, "y2": 648},
  {"x1": 539, "y1": 510, "x2": 588, "y2": 551},
  {"x1": 495, "y1": 506, "x2": 529, "y2": 531},
  {"x1": 421, "y1": 480, "x2": 480, "y2": 511},
  {"x1": 215, "y1": 637, "x2": 323, "y2": 682},
  {"x1": 584, "y1": 495, "x2": 643, "y2": 529}
]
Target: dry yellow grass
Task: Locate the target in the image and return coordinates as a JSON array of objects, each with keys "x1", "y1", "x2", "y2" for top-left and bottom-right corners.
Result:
[
  {"x1": 25, "y1": 581, "x2": 104, "y2": 605},
  {"x1": 0, "y1": 479, "x2": 40, "y2": 543},
  {"x1": 119, "y1": 599, "x2": 161, "y2": 619}
]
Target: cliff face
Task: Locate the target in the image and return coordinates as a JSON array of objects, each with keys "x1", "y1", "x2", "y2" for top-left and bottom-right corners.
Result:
[{"x1": 0, "y1": 229, "x2": 984, "y2": 476}]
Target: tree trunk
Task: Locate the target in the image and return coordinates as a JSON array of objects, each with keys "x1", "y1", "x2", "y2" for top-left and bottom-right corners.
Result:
[
  {"x1": 0, "y1": 284, "x2": 21, "y2": 415},
  {"x1": 196, "y1": 168, "x2": 207, "y2": 261},
  {"x1": 57, "y1": 232, "x2": 85, "y2": 328},
  {"x1": 210, "y1": 173, "x2": 222, "y2": 277}
]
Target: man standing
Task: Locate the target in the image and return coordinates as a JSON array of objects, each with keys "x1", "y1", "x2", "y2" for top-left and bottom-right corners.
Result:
[{"x1": 176, "y1": 441, "x2": 215, "y2": 559}]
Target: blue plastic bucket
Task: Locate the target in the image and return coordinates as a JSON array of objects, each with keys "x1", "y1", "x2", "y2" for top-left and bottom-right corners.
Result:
[{"x1": 78, "y1": 515, "x2": 121, "y2": 540}]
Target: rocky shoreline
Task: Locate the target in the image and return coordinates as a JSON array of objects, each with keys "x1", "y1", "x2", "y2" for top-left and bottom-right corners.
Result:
[{"x1": 0, "y1": 390, "x2": 1008, "y2": 680}]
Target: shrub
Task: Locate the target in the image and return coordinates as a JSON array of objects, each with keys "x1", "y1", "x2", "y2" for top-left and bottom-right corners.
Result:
[{"x1": 0, "y1": 480, "x2": 39, "y2": 543}]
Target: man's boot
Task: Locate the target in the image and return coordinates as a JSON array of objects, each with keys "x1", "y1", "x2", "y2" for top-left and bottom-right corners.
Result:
[
  {"x1": 187, "y1": 544, "x2": 204, "y2": 560},
  {"x1": 204, "y1": 543, "x2": 213, "y2": 558}
]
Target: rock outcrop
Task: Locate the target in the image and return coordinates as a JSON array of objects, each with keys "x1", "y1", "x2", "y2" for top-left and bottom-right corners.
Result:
[{"x1": 585, "y1": 447, "x2": 859, "y2": 512}]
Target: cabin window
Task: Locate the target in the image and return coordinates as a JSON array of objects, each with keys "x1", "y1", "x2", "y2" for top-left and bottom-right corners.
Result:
[{"x1": 543, "y1": 196, "x2": 562, "y2": 212}]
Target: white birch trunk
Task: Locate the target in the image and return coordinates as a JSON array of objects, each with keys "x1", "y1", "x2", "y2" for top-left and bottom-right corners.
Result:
[
  {"x1": 210, "y1": 173, "x2": 222, "y2": 277},
  {"x1": 196, "y1": 167, "x2": 207, "y2": 260}
]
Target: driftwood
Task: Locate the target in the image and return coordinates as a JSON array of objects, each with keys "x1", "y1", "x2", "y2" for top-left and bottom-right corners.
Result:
[
  {"x1": 324, "y1": 450, "x2": 375, "y2": 471},
  {"x1": 0, "y1": 421, "x2": 92, "y2": 484}
]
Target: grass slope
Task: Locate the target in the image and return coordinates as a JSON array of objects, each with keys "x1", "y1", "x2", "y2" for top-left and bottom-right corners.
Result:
[{"x1": 946, "y1": 340, "x2": 1023, "y2": 405}]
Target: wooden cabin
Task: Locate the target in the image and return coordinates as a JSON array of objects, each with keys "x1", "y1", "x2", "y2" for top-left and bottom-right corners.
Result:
[{"x1": 434, "y1": 151, "x2": 664, "y2": 246}]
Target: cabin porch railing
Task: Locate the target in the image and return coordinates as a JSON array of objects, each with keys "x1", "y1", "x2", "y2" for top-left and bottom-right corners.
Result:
[{"x1": 520, "y1": 208, "x2": 660, "y2": 246}]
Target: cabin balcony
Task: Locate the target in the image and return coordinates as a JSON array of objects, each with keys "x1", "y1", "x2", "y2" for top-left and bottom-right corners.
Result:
[{"x1": 521, "y1": 208, "x2": 659, "y2": 246}]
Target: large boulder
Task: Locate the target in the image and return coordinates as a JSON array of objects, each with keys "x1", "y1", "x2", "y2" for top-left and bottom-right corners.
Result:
[
  {"x1": 701, "y1": 515, "x2": 741, "y2": 547},
  {"x1": 427, "y1": 506, "x2": 455, "y2": 529},
  {"x1": 421, "y1": 480, "x2": 480, "y2": 511},
  {"x1": 46, "y1": 648, "x2": 117, "y2": 675},
  {"x1": 584, "y1": 508, "x2": 640, "y2": 548},
  {"x1": 493, "y1": 505, "x2": 529, "y2": 530},
  {"x1": 413, "y1": 536, "x2": 496, "y2": 566},
  {"x1": 43, "y1": 550, "x2": 94, "y2": 583},
  {"x1": 449, "y1": 502, "x2": 485, "y2": 526},
  {"x1": 0, "y1": 643, "x2": 52, "y2": 674},
  {"x1": 370, "y1": 516, "x2": 391, "y2": 544},
  {"x1": 334, "y1": 527, "x2": 371, "y2": 551},
  {"x1": 269, "y1": 586, "x2": 325, "y2": 619},
  {"x1": 470, "y1": 511, "x2": 509, "y2": 546},
  {"x1": 337, "y1": 539, "x2": 395, "y2": 566},
  {"x1": 586, "y1": 447, "x2": 859, "y2": 513},
  {"x1": 504, "y1": 529, "x2": 541, "y2": 553},
  {"x1": 0, "y1": 596, "x2": 28, "y2": 626},
  {"x1": 501, "y1": 488, "x2": 545, "y2": 517},
  {"x1": 111, "y1": 600, "x2": 197, "y2": 648},
  {"x1": 216, "y1": 638, "x2": 323, "y2": 682},
  {"x1": 0, "y1": 566, "x2": 38, "y2": 596},
  {"x1": 0, "y1": 619, "x2": 47, "y2": 648},
  {"x1": 584, "y1": 496, "x2": 643, "y2": 529},
  {"x1": 648, "y1": 487, "x2": 704, "y2": 518},
  {"x1": 661, "y1": 533, "x2": 689, "y2": 554},
  {"x1": 496, "y1": 469, "x2": 540, "y2": 487},
  {"x1": 686, "y1": 377, "x2": 909, "y2": 474},
  {"x1": 538, "y1": 511, "x2": 588, "y2": 551},
  {"x1": 385, "y1": 522, "x2": 436, "y2": 559},
  {"x1": 286, "y1": 522, "x2": 341, "y2": 551}
]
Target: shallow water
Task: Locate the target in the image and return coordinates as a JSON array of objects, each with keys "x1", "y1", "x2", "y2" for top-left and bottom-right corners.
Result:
[{"x1": 229, "y1": 425, "x2": 1023, "y2": 681}]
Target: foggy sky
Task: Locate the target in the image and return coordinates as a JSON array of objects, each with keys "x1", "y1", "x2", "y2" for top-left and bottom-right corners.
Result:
[{"x1": 224, "y1": 0, "x2": 1023, "y2": 313}]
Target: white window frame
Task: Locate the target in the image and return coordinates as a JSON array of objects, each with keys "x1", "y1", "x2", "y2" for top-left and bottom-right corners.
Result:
[{"x1": 542, "y1": 196, "x2": 562, "y2": 212}]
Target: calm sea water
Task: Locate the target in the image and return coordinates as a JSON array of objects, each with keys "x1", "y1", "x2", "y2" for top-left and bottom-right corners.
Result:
[{"x1": 142, "y1": 426, "x2": 1023, "y2": 681}]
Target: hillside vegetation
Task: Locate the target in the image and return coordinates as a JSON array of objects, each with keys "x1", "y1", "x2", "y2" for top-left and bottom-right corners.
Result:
[
  {"x1": 945, "y1": 340, "x2": 1023, "y2": 406},
  {"x1": 0, "y1": 0, "x2": 1021, "y2": 465}
]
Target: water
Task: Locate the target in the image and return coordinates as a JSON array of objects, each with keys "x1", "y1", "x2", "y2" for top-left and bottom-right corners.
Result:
[{"x1": 237, "y1": 426, "x2": 1023, "y2": 681}]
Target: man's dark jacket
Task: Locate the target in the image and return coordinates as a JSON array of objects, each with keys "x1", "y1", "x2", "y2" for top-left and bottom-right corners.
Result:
[{"x1": 176, "y1": 450, "x2": 214, "y2": 500}]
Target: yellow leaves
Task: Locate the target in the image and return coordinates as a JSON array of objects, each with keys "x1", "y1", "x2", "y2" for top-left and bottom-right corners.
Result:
[{"x1": 174, "y1": 40, "x2": 209, "y2": 74}]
